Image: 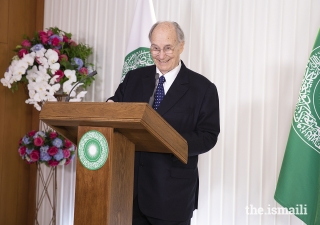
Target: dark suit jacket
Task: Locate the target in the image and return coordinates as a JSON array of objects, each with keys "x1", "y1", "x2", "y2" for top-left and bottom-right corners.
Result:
[{"x1": 108, "y1": 61, "x2": 220, "y2": 221}]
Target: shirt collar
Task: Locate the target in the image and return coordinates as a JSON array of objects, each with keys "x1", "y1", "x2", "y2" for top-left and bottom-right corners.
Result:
[{"x1": 156, "y1": 61, "x2": 181, "y2": 80}]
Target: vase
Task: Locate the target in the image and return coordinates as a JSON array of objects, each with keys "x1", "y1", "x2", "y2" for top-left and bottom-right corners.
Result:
[
  {"x1": 54, "y1": 87, "x2": 68, "y2": 102},
  {"x1": 35, "y1": 163, "x2": 57, "y2": 225},
  {"x1": 34, "y1": 95, "x2": 64, "y2": 225}
]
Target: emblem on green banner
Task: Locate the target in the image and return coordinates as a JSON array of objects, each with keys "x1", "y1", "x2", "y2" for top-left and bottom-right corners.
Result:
[
  {"x1": 293, "y1": 47, "x2": 320, "y2": 153},
  {"x1": 78, "y1": 130, "x2": 109, "y2": 170},
  {"x1": 121, "y1": 47, "x2": 154, "y2": 81}
]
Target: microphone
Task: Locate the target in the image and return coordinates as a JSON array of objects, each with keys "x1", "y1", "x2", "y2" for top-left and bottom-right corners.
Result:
[
  {"x1": 148, "y1": 73, "x2": 159, "y2": 106},
  {"x1": 65, "y1": 70, "x2": 97, "y2": 102}
]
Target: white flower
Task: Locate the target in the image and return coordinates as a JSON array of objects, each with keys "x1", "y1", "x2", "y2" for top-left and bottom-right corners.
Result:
[
  {"x1": 49, "y1": 75, "x2": 59, "y2": 84},
  {"x1": 0, "y1": 74, "x2": 12, "y2": 88},
  {"x1": 11, "y1": 73, "x2": 22, "y2": 83},
  {"x1": 35, "y1": 72, "x2": 50, "y2": 83},
  {"x1": 38, "y1": 65, "x2": 48, "y2": 75},
  {"x1": 47, "y1": 94, "x2": 58, "y2": 102},
  {"x1": 63, "y1": 82, "x2": 82, "y2": 97},
  {"x1": 63, "y1": 69, "x2": 79, "y2": 95},
  {"x1": 45, "y1": 49, "x2": 59, "y2": 65},
  {"x1": 64, "y1": 70, "x2": 77, "y2": 82},
  {"x1": 10, "y1": 59, "x2": 19, "y2": 68},
  {"x1": 69, "y1": 91, "x2": 87, "y2": 102},
  {"x1": 48, "y1": 83, "x2": 61, "y2": 96},
  {"x1": 22, "y1": 54, "x2": 35, "y2": 66},
  {"x1": 50, "y1": 63, "x2": 60, "y2": 74},
  {"x1": 25, "y1": 98, "x2": 42, "y2": 111},
  {"x1": 36, "y1": 55, "x2": 49, "y2": 69},
  {"x1": 33, "y1": 91, "x2": 45, "y2": 102},
  {"x1": 63, "y1": 81, "x2": 74, "y2": 96},
  {"x1": 28, "y1": 89, "x2": 36, "y2": 99},
  {"x1": 12, "y1": 60, "x2": 28, "y2": 81},
  {"x1": 26, "y1": 65, "x2": 40, "y2": 82},
  {"x1": 35, "y1": 48, "x2": 46, "y2": 57},
  {"x1": 34, "y1": 103, "x2": 42, "y2": 111}
]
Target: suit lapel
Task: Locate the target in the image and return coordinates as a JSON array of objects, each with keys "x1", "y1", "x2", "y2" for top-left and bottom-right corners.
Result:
[
  {"x1": 142, "y1": 65, "x2": 157, "y2": 103},
  {"x1": 157, "y1": 62, "x2": 189, "y2": 115}
]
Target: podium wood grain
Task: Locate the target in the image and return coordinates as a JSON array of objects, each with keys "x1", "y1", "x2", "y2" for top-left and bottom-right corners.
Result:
[{"x1": 74, "y1": 126, "x2": 134, "y2": 225}]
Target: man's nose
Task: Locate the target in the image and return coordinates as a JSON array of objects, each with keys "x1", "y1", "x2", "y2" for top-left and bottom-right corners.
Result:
[{"x1": 158, "y1": 50, "x2": 166, "y2": 59}]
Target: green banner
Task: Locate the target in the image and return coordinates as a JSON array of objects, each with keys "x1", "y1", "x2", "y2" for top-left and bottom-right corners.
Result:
[{"x1": 274, "y1": 29, "x2": 320, "y2": 225}]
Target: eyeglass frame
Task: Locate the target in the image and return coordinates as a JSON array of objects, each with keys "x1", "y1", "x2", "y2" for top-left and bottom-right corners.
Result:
[{"x1": 149, "y1": 43, "x2": 180, "y2": 56}]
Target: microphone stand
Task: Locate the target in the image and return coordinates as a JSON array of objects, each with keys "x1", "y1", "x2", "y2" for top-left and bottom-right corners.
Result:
[{"x1": 65, "y1": 71, "x2": 97, "y2": 102}]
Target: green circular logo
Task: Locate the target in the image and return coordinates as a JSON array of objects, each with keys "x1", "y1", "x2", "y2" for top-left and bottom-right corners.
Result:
[{"x1": 78, "y1": 130, "x2": 108, "y2": 170}]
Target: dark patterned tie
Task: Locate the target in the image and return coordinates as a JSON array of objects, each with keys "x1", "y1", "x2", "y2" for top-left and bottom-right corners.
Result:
[{"x1": 153, "y1": 76, "x2": 166, "y2": 110}]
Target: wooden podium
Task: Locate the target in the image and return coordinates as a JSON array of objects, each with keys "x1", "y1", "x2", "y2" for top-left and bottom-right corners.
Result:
[{"x1": 40, "y1": 102, "x2": 187, "y2": 225}]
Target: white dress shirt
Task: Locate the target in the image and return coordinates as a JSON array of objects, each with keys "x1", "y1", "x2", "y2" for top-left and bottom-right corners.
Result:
[{"x1": 156, "y1": 61, "x2": 182, "y2": 94}]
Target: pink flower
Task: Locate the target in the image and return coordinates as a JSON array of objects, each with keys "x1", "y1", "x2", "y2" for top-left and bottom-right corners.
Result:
[
  {"x1": 50, "y1": 132, "x2": 58, "y2": 139},
  {"x1": 21, "y1": 40, "x2": 31, "y2": 48},
  {"x1": 39, "y1": 31, "x2": 49, "y2": 44},
  {"x1": 18, "y1": 138, "x2": 22, "y2": 145},
  {"x1": 69, "y1": 40, "x2": 77, "y2": 46},
  {"x1": 35, "y1": 56, "x2": 42, "y2": 65},
  {"x1": 79, "y1": 67, "x2": 88, "y2": 75},
  {"x1": 59, "y1": 54, "x2": 68, "y2": 62},
  {"x1": 48, "y1": 146, "x2": 58, "y2": 156},
  {"x1": 18, "y1": 146, "x2": 26, "y2": 156},
  {"x1": 40, "y1": 35, "x2": 49, "y2": 44},
  {"x1": 28, "y1": 130, "x2": 36, "y2": 137},
  {"x1": 30, "y1": 150, "x2": 40, "y2": 162},
  {"x1": 48, "y1": 160, "x2": 59, "y2": 167},
  {"x1": 63, "y1": 149, "x2": 71, "y2": 158},
  {"x1": 54, "y1": 70, "x2": 64, "y2": 82},
  {"x1": 18, "y1": 49, "x2": 29, "y2": 59},
  {"x1": 63, "y1": 35, "x2": 69, "y2": 43},
  {"x1": 34, "y1": 137, "x2": 44, "y2": 147},
  {"x1": 47, "y1": 30, "x2": 54, "y2": 37},
  {"x1": 38, "y1": 31, "x2": 46, "y2": 37},
  {"x1": 51, "y1": 37, "x2": 61, "y2": 47},
  {"x1": 65, "y1": 139, "x2": 73, "y2": 148},
  {"x1": 65, "y1": 159, "x2": 71, "y2": 165}
]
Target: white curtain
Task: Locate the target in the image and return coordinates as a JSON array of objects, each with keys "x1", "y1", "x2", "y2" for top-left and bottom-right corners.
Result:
[{"x1": 39, "y1": 0, "x2": 320, "y2": 224}]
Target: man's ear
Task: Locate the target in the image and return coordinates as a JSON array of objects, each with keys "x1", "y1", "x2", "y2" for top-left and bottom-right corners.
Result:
[{"x1": 179, "y1": 41, "x2": 185, "y2": 54}]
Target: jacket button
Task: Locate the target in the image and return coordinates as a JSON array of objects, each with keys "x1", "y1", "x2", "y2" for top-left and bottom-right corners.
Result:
[{"x1": 140, "y1": 163, "x2": 144, "y2": 167}]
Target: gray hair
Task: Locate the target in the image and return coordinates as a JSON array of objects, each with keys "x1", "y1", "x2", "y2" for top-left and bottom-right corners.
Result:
[{"x1": 148, "y1": 21, "x2": 185, "y2": 43}]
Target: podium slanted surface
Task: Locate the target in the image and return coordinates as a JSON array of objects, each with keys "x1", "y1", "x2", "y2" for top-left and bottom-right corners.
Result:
[{"x1": 40, "y1": 102, "x2": 187, "y2": 163}]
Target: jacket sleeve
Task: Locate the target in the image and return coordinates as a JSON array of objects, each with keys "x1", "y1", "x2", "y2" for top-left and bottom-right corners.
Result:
[
  {"x1": 106, "y1": 72, "x2": 132, "y2": 102},
  {"x1": 181, "y1": 83, "x2": 220, "y2": 156}
]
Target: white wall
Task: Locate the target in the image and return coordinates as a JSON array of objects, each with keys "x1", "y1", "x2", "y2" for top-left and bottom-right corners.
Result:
[{"x1": 39, "y1": 0, "x2": 320, "y2": 224}]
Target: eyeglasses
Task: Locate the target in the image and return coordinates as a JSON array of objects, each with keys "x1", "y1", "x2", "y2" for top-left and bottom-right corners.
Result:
[{"x1": 150, "y1": 43, "x2": 179, "y2": 56}]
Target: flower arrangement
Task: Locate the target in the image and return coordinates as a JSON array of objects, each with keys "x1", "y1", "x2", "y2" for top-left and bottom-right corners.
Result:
[
  {"x1": 18, "y1": 130, "x2": 76, "y2": 167},
  {"x1": 1, "y1": 27, "x2": 96, "y2": 110}
]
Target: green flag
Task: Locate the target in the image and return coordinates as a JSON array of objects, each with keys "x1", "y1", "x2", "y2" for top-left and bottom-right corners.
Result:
[
  {"x1": 274, "y1": 30, "x2": 320, "y2": 224},
  {"x1": 121, "y1": 0, "x2": 156, "y2": 81}
]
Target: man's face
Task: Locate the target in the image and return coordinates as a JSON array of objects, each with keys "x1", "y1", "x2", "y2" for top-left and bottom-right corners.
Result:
[{"x1": 150, "y1": 23, "x2": 184, "y2": 74}]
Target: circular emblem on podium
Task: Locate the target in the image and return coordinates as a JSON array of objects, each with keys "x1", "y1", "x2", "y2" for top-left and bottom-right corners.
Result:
[{"x1": 78, "y1": 130, "x2": 108, "y2": 170}]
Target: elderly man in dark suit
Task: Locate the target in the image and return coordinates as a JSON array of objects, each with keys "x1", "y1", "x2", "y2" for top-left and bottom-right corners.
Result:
[{"x1": 107, "y1": 21, "x2": 220, "y2": 225}]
